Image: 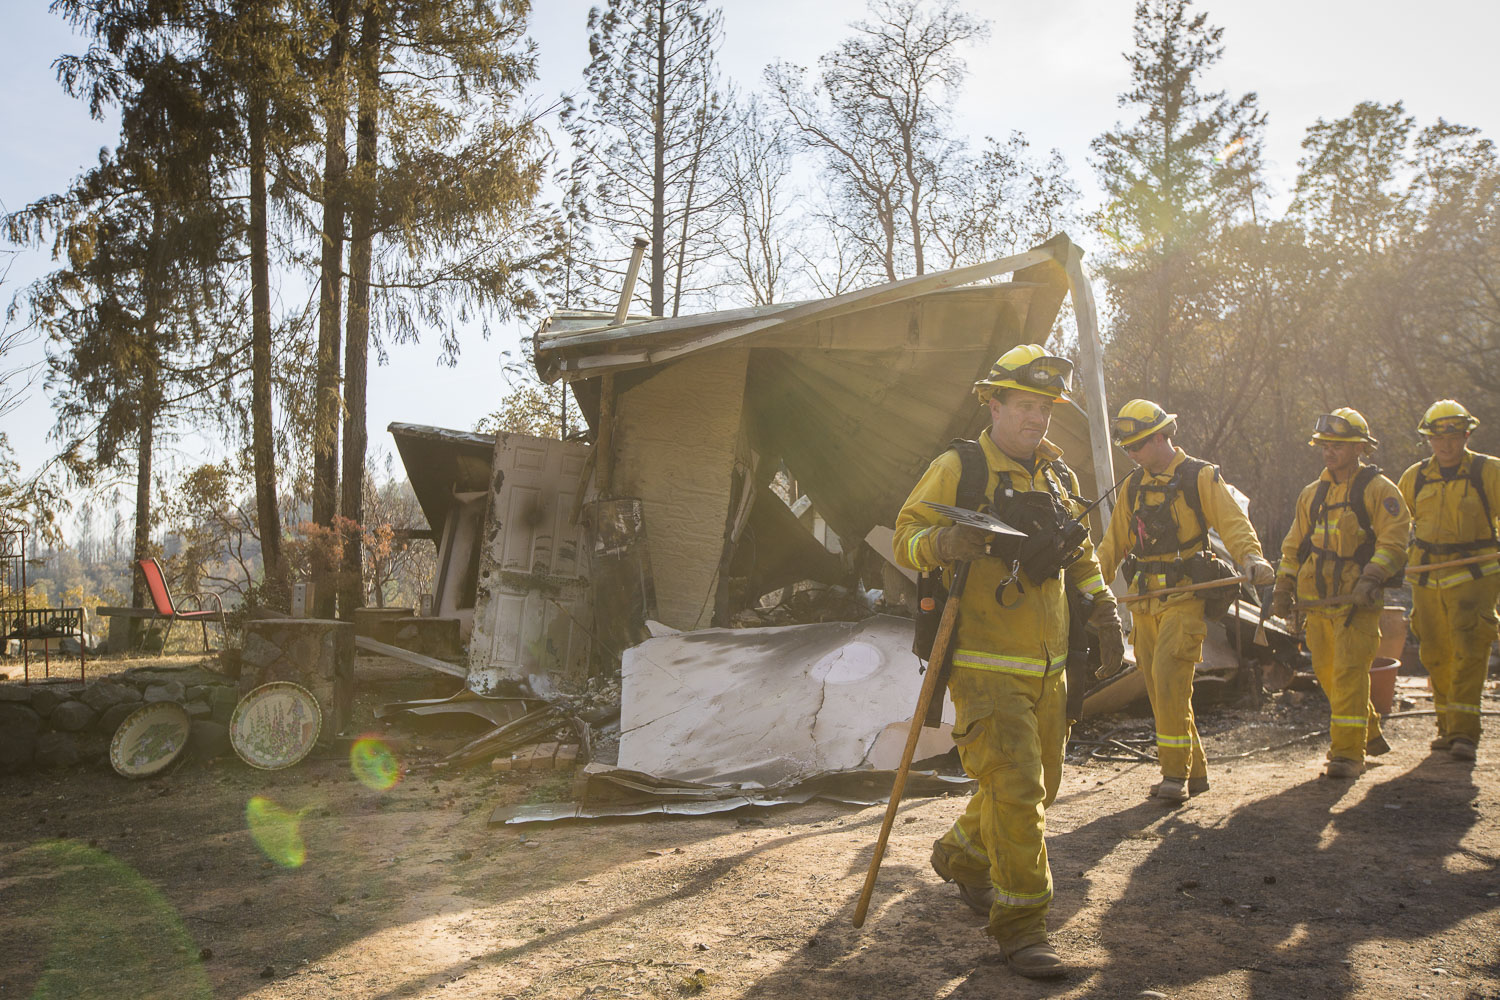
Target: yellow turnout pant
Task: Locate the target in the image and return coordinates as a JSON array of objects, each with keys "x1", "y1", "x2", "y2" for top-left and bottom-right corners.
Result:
[
  {"x1": 1131, "y1": 598, "x2": 1209, "y2": 780},
  {"x1": 932, "y1": 665, "x2": 1066, "y2": 955},
  {"x1": 1303, "y1": 607, "x2": 1383, "y2": 763},
  {"x1": 1411, "y1": 574, "x2": 1500, "y2": 745}
]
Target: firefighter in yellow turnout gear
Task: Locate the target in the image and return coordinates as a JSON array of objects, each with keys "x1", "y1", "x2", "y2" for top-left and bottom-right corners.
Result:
[
  {"x1": 1096, "y1": 400, "x2": 1275, "y2": 803},
  {"x1": 1272, "y1": 409, "x2": 1411, "y2": 778},
  {"x1": 893, "y1": 345, "x2": 1122, "y2": 980},
  {"x1": 1397, "y1": 400, "x2": 1500, "y2": 762}
]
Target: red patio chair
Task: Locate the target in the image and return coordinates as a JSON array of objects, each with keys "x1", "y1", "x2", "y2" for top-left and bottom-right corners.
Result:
[{"x1": 138, "y1": 558, "x2": 225, "y2": 653}]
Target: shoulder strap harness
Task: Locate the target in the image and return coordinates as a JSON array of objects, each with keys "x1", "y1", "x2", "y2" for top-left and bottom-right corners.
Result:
[
  {"x1": 1412, "y1": 454, "x2": 1497, "y2": 583},
  {"x1": 1297, "y1": 464, "x2": 1382, "y2": 597},
  {"x1": 1121, "y1": 458, "x2": 1215, "y2": 587}
]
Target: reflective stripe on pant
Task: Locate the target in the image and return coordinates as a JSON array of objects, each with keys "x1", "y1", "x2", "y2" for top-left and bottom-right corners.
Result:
[
  {"x1": 1131, "y1": 599, "x2": 1209, "y2": 780},
  {"x1": 1303, "y1": 607, "x2": 1383, "y2": 762},
  {"x1": 1411, "y1": 573, "x2": 1500, "y2": 744},
  {"x1": 934, "y1": 664, "x2": 1066, "y2": 955}
]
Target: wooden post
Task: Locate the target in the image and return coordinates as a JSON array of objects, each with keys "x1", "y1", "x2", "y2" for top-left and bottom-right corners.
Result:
[{"x1": 1057, "y1": 240, "x2": 1116, "y2": 522}]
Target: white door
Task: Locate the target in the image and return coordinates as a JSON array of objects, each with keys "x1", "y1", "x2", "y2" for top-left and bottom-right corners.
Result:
[{"x1": 466, "y1": 433, "x2": 592, "y2": 694}]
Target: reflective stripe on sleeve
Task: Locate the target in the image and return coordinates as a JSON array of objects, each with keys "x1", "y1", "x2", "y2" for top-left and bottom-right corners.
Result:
[
  {"x1": 1075, "y1": 573, "x2": 1107, "y2": 597},
  {"x1": 907, "y1": 527, "x2": 932, "y2": 569}
]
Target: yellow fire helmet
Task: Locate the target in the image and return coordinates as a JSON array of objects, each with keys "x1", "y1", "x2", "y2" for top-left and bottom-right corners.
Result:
[
  {"x1": 1308, "y1": 406, "x2": 1379, "y2": 447},
  {"x1": 973, "y1": 344, "x2": 1074, "y2": 403},
  {"x1": 1111, "y1": 398, "x2": 1177, "y2": 448},
  {"x1": 1418, "y1": 399, "x2": 1479, "y2": 437}
]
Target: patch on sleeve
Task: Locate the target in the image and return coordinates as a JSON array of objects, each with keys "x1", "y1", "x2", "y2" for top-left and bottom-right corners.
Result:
[{"x1": 1383, "y1": 496, "x2": 1402, "y2": 516}]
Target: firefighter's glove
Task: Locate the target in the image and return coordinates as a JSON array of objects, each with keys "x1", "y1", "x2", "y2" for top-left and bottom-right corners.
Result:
[
  {"x1": 1270, "y1": 576, "x2": 1296, "y2": 619},
  {"x1": 932, "y1": 524, "x2": 989, "y2": 564},
  {"x1": 1245, "y1": 555, "x2": 1276, "y2": 587},
  {"x1": 1351, "y1": 568, "x2": 1384, "y2": 608},
  {"x1": 1090, "y1": 600, "x2": 1127, "y2": 680}
]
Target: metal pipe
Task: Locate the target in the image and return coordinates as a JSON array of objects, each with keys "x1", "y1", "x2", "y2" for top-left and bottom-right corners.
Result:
[
  {"x1": 612, "y1": 236, "x2": 650, "y2": 326},
  {"x1": 597, "y1": 237, "x2": 649, "y2": 498}
]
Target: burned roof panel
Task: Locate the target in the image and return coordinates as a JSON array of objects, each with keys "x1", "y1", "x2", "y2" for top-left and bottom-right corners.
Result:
[{"x1": 388, "y1": 422, "x2": 497, "y2": 535}]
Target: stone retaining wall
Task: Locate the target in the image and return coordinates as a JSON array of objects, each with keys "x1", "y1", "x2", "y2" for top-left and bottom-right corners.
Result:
[{"x1": 0, "y1": 666, "x2": 237, "y2": 772}]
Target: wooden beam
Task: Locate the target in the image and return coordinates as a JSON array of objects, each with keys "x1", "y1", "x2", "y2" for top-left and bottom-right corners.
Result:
[
  {"x1": 354, "y1": 635, "x2": 466, "y2": 678},
  {"x1": 1054, "y1": 239, "x2": 1117, "y2": 521}
]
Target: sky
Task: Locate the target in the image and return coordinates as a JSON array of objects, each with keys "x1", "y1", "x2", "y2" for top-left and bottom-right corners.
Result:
[{"x1": 3, "y1": 0, "x2": 1499, "y2": 521}]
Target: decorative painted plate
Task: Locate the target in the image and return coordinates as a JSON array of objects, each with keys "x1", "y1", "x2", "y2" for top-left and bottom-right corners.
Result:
[
  {"x1": 230, "y1": 682, "x2": 322, "y2": 770},
  {"x1": 110, "y1": 702, "x2": 191, "y2": 778}
]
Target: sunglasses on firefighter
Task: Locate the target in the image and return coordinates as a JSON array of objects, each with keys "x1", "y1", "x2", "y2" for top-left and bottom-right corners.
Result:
[{"x1": 1312, "y1": 413, "x2": 1362, "y2": 438}]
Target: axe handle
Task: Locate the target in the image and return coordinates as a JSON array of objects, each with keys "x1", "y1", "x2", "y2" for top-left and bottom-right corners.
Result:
[
  {"x1": 1405, "y1": 552, "x2": 1499, "y2": 575},
  {"x1": 852, "y1": 561, "x2": 969, "y2": 929},
  {"x1": 1120, "y1": 575, "x2": 1249, "y2": 604}
]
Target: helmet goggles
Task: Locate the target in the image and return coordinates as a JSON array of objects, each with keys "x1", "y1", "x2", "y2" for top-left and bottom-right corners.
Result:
[
  {"x1": 1421, "y1": 415, "x2": 1471, "y2": 437},
  {"x1": 1001, "y1": 355, "x2": 1074, "y2": 395},
  {"x1": 1111, "y1": 414, "x2": 1160, "y2": 447},
  {"x1": 1312, "y1": 413, "x2": 1361, "y2": 438}
]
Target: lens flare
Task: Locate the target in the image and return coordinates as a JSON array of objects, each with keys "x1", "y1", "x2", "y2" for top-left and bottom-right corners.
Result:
[
  {"x1": 1214, "y1": 136, "x2": 1247, "y2": 164},
  {"x1": 24, "y1": 840, "x2": 212, "y2": 999},
  {"x1": 350, "y1": 736, "x2": 402, "y2": 791},
  {"x1": 245, "y1": 796, "x2": 309, "y2": 869}
]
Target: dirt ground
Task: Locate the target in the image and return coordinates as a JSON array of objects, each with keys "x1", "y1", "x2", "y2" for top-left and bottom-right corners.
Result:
[{"x1": 1, "y1": 653, "x2": 1497, "y2": 1000}]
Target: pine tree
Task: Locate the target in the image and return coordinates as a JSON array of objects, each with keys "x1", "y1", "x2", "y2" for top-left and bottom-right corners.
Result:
[
  {"x1": 7, "y1": 54, "x2": 238, "y2": 633},
  {"x1": 1090, "y1": 0, "x2": 1265, "y2": 402},
  {"x1": 330, "y1": 0, "x2": 558, "y2": 615},
  {"x1": 562, "y1": 0, "x2": 734, "y2": 317}
]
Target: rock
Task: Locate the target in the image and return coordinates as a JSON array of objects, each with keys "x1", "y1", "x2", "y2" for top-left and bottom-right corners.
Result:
[
  {"x1": 0, "y1": 684, "x2": 32, "y2": 703},
  {"x1": 29, "y1": 687, "x2": 74, "y2": 717},
  {"x1": 289, "y1": 634, "x2": 322, "y2": 669},
  {"x1": 241, "y1": 633, "x2": 282, "y2": 671},
  {"x1": 144, "y1": 681, "x2": 186, "y2": 704},
  {"x1": 186, "y1": 685, "x2": 213, "y2": 704},
  {"x1": 34, "y1": 731, "x2": 83, "y2": 769},
  {"x1": 189, "y1": 721, "x2": 231, "y2": 759},
  {"x1": 98, "y1": 702, "x2": 141, "y2": 735},
  {"x1": 50, "y1": 701, "x2": 97, "y2": 732},
  {"x1": 81, "y1": 681, "x2": 142, "y2": 713},
  {"x1": 0, "y1": 703, "x2": 42, "y2": 769},
  {"x1": 208, "y1": 685, "x2": 238, "y2": 724},
  {"x1": 184, "y1": 701, "x2": 212, "y2": 719}
]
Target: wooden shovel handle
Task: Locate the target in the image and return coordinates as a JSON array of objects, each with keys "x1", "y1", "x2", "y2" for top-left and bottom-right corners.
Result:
[
  {"x1": 1120, "y1": 575, "x2": 1249, "y2": 604},
  {"x1": 1405, "y1": 552, "x2": 1500, "y2": 576},
  {"x1": 851, "y1": 562, "x2": 968, "y2": 929}
]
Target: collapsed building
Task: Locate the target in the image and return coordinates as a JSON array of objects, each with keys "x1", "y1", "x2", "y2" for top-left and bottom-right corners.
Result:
[
  {"x1": 385, "y1": 236, "x2": 1289, "y2": 808},
  {"x1": 392, "y1": 237, "x2": 1112, "y2": 687}
]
